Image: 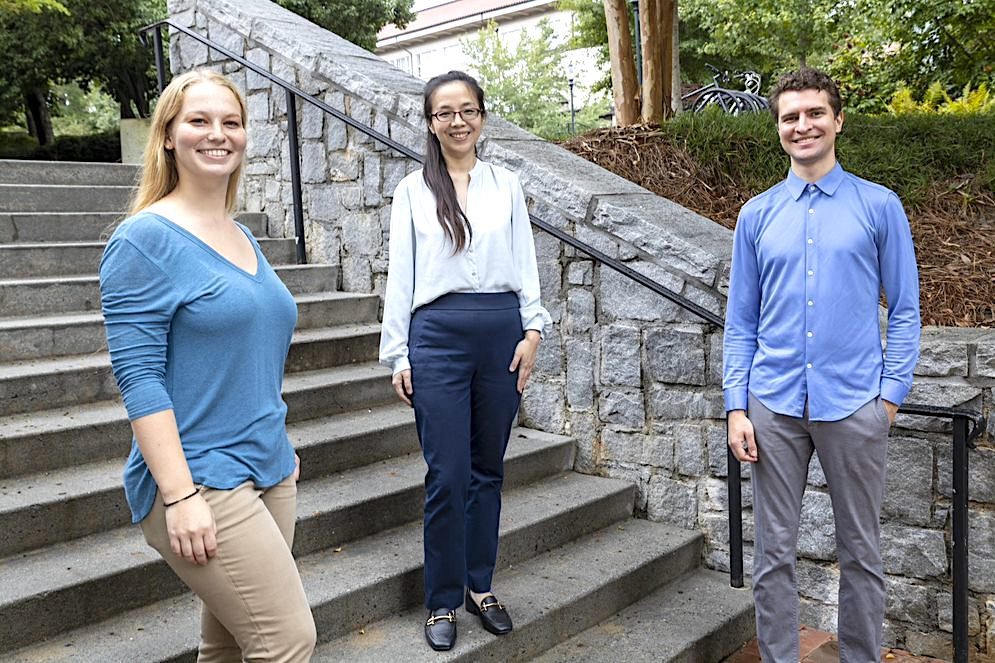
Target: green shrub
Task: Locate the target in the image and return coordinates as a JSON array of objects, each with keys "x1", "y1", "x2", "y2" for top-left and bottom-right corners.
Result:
[
  {"x1": 28, "y1": 130, "x2": 121, "y2": 162},
  {"x1": 663, "y1": 110, "x2": 995, "y2": 206},
  {"x1": 887, "y1": 82, "x2": 995, "y2": 115}
]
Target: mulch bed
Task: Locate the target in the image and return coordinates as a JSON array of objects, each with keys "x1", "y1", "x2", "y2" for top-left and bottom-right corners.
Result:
[{"x1": 562, "y1": 125, "x2": 995, "y2": 328}]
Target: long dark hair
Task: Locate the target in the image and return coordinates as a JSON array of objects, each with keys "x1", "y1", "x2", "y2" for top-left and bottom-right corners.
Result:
[{"x1": 422, "y1": 70, "x2": 486, "y2": 253}]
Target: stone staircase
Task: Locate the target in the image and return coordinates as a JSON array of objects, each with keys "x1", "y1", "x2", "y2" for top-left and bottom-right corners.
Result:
[{"x1": 0, "y1": 159, "x2": 754, "y2": 662}]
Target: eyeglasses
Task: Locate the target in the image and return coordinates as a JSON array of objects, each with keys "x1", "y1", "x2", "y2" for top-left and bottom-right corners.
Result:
[{"x1": 430, "y1": 108, "x2": 483, "y2": 123}]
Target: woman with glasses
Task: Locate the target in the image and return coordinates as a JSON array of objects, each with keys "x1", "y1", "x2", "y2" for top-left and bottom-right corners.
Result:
[{"x1": 379, "y1": 70, "x2": 551, "y2": 652}]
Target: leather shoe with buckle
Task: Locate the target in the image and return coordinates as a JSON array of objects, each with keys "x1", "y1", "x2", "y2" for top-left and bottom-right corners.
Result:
[
  {"x1": 424, "y1": 608, "x2": 457, "y2": 651},
  {"x1": 465, "y1": 590, "x2": 513, "y2": 635}
]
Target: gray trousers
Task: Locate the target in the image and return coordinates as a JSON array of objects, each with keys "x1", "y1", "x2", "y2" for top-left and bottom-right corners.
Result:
[{"x1": 748, "y1": 393, "x2": 890, "y2": 663}]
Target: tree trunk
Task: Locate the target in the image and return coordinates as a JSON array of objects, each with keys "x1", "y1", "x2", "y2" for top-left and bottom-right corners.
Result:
[
  {"x1": 603, "y1": 0, "x2": 640, "y2": 125},
  {"x1": 670, "y1": 0, "x2": 682, "y2": 113},
  {"x1": 24, "y1": 87, "x2": 54, "y2": 146},
  {"x1": 640, "y1": 0, "x2": 664, "y2": 123}
]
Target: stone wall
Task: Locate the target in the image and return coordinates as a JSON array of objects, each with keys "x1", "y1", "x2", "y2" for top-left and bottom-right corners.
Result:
[{"x1": 168, "y1": 0, "x2": 995, "y2": 657}]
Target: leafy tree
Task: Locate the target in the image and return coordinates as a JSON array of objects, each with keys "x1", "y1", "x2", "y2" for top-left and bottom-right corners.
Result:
[
  {"x1": 0, "y1": 0, "x2": 163, "y2": 144},
  {"x1": 681, "y1": 0, "x2": 843, "y2": 73},
  {"x1": 0, "y1": 4, "x2": 79, "y2": 143},
  {"x1": 275, "y1": 0, "x2": 414, "y2": 51},
  {"x1": 557, "y1": 0, "x2": 611, "y2": 93},
  {"x1": 462, "y1": 20, "x2": 571, "y2": 139},
  {"x1": 63, "y1": 0, "x2": 166, "y2": 119},
  {"x1": 0, "y1": 0, "x2": 67, "y2": 12}
]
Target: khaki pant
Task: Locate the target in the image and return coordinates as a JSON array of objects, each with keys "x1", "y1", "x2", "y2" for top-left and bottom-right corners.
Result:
[{"x1": 141, "y1": 476, "x2": 316, "y2": 662}]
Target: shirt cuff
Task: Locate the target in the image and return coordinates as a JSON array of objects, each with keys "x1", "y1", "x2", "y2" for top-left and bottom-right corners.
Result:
[
  {"x1": 392, "y1": 356, "x2": 411, "y2": 375},
  {"x1": 880, "y1": 377, "x2": 910, "y2": 406},
  {"x1": 724, "y1": 387, "x2": 748, "y2": 413}
]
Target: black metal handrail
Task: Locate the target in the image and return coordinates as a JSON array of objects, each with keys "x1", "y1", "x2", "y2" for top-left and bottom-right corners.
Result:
[{"x1": 140, "y1": 19, "x2": 984, "y2": 661}]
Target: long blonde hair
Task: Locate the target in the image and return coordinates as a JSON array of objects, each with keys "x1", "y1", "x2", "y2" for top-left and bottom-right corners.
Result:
[{"x1": 129, "y1": 69, "x2": 248, "y2": 215}]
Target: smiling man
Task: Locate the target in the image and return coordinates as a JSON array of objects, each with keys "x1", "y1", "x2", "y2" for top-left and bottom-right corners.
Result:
[{"x1": 723, "y1": 68, "x2": 921, "y2": 661}]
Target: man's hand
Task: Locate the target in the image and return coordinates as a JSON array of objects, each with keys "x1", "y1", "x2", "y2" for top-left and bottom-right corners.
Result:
[
  {"x1": 728, "y1": 410, "x2": 758, "y2": 463},
  {"x1": 882, "y1": 399, "x2": 898, "y2": 425}
]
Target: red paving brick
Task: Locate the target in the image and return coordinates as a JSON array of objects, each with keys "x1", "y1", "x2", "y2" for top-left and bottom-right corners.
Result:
[{"x1": 722, "y1": 626, "x2": 950, "y2": 662}]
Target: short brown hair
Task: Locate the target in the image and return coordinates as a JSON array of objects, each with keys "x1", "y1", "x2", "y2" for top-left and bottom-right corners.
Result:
[{"x1": 767, "y1": 67, "x2": 842, "y2": 120}]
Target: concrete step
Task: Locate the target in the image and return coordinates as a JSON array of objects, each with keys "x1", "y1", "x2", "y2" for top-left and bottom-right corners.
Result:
[
  {"x1": 316, "y1": 518, "x2": 700, "y2": 661},
  {"x1": 0, "y1": 323, "x2": 380, "y2": 417},
  {"x1": 0, "y1": 263, "x2": 336, "y2": 317},
  {"x1": 0, "y1": 359, "x2": 393, "y2": 483},
  {"x1": 1, "y1": 432, "x2": 585, "y2": 654},
  {"x1": 0, "y1": 291, "x2": 379, "y2": 362},
  {"x1": 0, "y1": 159, "x2": 138, "y2": 186},
  {"x1": 0, "y1": 213, "x2": 121, "y2": 243},
  {"x1": 0, "y1": 323, "x2": 382, "y2": 417},
  {"x1": 0, "y1": 211, "x2": 267, "y2": 243},
  {"x1": 532, "y1": 569, "x2": 756, "y2": 663},
  {"x1": 0, "y1": 184, "x2": 134, "y2": 213},
  {"x1": 0, "y1": 237, "x2": 297, "y2": 277}
]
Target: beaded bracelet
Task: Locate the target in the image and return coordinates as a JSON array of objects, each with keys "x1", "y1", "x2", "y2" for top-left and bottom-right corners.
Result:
[{"x1": 164, "y1": 488, "x2": 201, "y2": 508}]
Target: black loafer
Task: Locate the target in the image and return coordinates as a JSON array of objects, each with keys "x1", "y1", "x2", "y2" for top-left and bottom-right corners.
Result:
[
  {"x1": 424, "y1": 608, "x2": 457, "y2": 651},
  {"x1": 465, "y1": 590, "x2": 513, "y2": 635}
]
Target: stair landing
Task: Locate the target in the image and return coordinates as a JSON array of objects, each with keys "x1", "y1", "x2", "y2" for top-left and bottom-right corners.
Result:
[{"x1": 722, "y1": 625, "x2": 949, "y2": 663}]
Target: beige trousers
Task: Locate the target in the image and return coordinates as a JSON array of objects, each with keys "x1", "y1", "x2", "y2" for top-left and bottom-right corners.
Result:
[{"x1": 141, "y1": 476, "x2": 316, "y2": 663}]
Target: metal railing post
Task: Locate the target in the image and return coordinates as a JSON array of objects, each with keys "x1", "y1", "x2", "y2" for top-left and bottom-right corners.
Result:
[
  {"x1": 952, "y1": 415, "x2": 969, "y2": 663},
  {"x1": 727, "y1": 424, "x2": 744, "y2": 588},
  {"x1": 285, "y1": 90, "x2": 307, "y2": 264},
  {"x1": 152, "y1": 26, "x2": 167, "y2": 93}
]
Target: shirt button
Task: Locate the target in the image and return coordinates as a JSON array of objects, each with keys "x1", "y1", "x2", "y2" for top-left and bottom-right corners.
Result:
[
  {"x1": 808, "y1": 300, "x2": 814, "y2": 306},
  {"x1": 809, "y1": 184, "x2": 816, "y2": 191},
  {"x1": 807, "y1": 363, "x2": 813, "y2": 369},
  {"x1": 808, "y1": 208, "x2": 814, "y2": 214},
  {"x1": 807, "y1": 331, "x2": 814, "y2": 337},
  {"x1": 808, "y1": 270, "x2": 814, "y2": 276},
  {"x1": 807, "y1": 238, "x2": 813, "y2": 244}
]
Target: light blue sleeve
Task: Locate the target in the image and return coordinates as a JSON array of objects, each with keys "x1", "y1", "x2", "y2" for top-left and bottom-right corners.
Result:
[
  {"x1": 723, "y1": 207, "x2": 761, "y2": 412},
  {"x1": 99, "y1": 236, "x2": 181, "y2": 420},
  {"x1": 876, "y1": 192, "x2": 921, "y2": 405}
]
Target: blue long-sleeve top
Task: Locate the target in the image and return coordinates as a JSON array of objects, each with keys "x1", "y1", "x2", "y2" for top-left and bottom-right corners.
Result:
[
  {"x1": 99, "y1": 212, "x2": 298, "y2": 523},
  {"x1": 723, "y1": 163, "x2": 921, "y2": 422}
]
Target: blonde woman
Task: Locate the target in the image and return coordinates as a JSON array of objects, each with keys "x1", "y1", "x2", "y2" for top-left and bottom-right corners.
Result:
[{"x1": 99, "y1": 69, "x2": 315, "y2": 662}]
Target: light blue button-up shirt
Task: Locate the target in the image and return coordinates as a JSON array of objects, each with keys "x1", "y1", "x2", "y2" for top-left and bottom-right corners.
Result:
[{"x1": 723, "y1": 163, "x2": 921, "y2": 422}]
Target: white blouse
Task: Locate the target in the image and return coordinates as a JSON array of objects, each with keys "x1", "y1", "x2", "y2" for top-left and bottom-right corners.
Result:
[{"x1": 379, "y1": 159, "x2": 552, "y2": 375}]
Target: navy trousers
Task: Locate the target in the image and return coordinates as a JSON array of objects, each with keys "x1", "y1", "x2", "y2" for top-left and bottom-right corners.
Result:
[{"x1": 408, "y1": 292, "x2": 523, "y2": 610}]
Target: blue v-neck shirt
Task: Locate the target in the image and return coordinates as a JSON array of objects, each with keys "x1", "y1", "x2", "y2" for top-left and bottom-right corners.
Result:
[
  {"x1": 723, "y1": 164, "x2": 921, "y2": 422},
  {"x1": 100, "y1": 212, "x2": 298, "y2": 522}
]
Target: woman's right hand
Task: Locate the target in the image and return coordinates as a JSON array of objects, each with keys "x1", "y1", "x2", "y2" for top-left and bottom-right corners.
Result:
[
  {"x1": 165, "y1": 493, "x2": 217, "y2": 565},
  {"x1": 392, "y1": 369, "x2": 413, "y2": 406}
]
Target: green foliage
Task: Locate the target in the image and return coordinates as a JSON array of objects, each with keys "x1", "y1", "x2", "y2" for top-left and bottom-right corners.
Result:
[
  {"x1": 0, "y1": 0, "x2": 67, "y2": 13},
  {"x1": 662, "y1": 110, "x2": 995, "y2": 205},
  {"x1": 0, "y1": 128, "x2": 120, "y2": 161},
  {"x1": 556, "y1": 0, "x2": 612, "y2": 93},
  {"x1": 0, "y1": 0, "x2": 164, "y2": 130},
  {"x1": 681, "y1": 0, "x2": 840, "y2": 75},
  {"x1": 49, "y1": 82, "x2": 120, "y2": 135},
  {"x1": 462, "y1": 20, "x2": 572, "y2": 140},
  {"x1": 887, "y1": 82, "x2": 995, "y2": 115},
  {"x1": 275, "y1": 0, "x2": 414, "y2": 51}
]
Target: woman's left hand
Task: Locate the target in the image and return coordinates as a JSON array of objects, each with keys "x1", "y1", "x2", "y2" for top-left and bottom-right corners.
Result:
[
  {"x1": 293, "y1": 453, "x2": 301, "y2": 482},
  {"x1": 509, "y1": 331, "x2": 541, "y2": 394}
]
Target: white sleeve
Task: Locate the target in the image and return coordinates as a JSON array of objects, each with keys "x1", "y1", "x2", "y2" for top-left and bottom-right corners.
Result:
[
  {"x1": 510, "y1": 174, "x2": 552, "y2": 335},
  {"x1": 378, "y1": 179, "x2": 416, "y2": 374}
]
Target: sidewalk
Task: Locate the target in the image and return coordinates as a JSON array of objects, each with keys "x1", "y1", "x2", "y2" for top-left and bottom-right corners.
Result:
[{"x1": 723, "y1": 625, "x2": 949, "y2": 662}]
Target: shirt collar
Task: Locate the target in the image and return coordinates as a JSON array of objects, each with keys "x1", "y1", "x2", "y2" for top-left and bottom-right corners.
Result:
[{"x1": 785, "y1": 162, "x2": 844, "y2": 200}]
